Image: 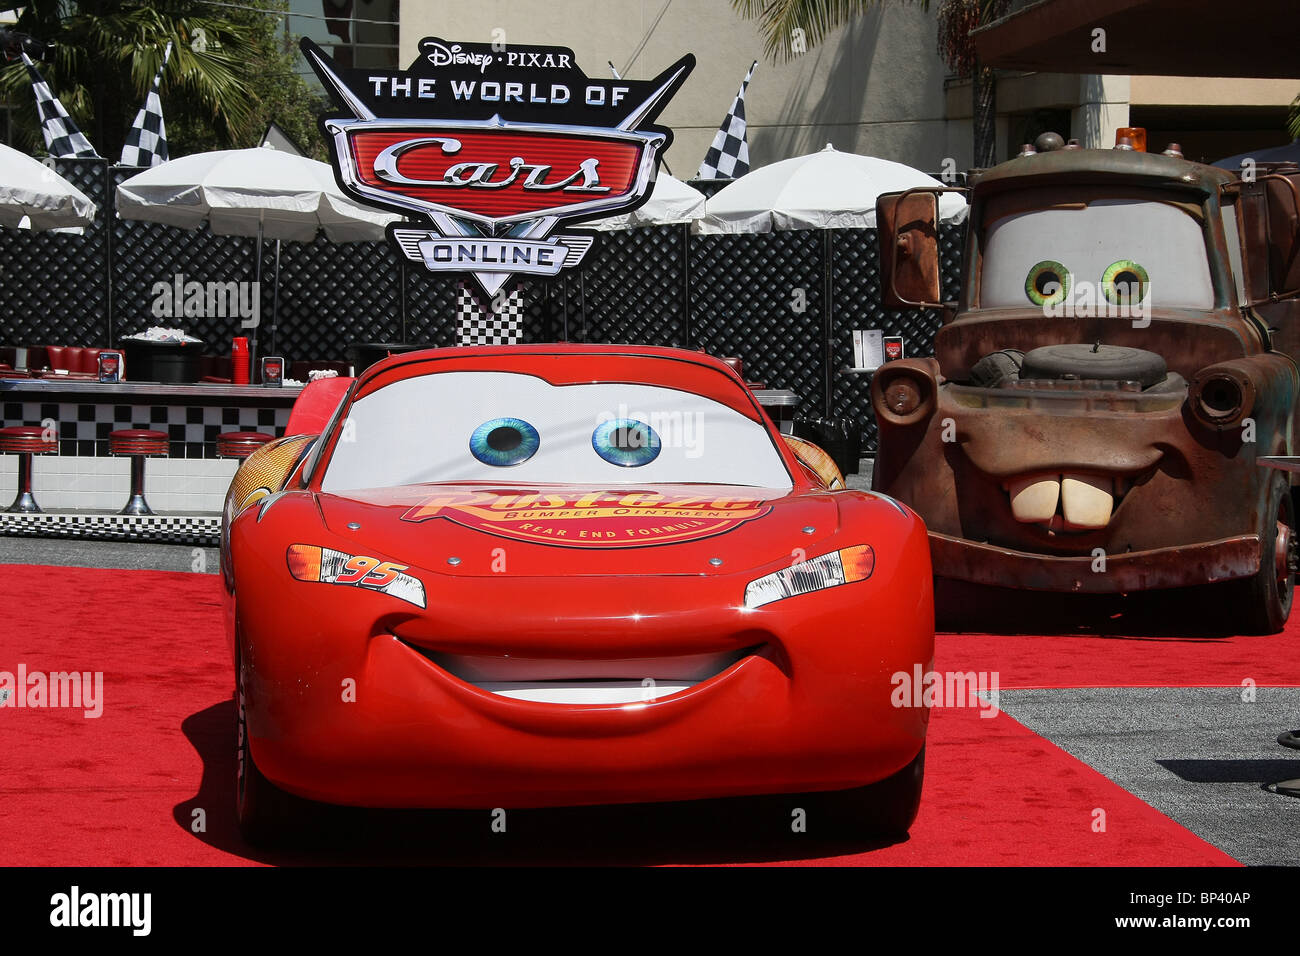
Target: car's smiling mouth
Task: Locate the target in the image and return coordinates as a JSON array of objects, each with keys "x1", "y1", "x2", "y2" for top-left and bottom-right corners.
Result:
[
  {"x1": 1000, "y1": 470, "x2": 1146, "y2": 533},
  {"x1": 394, "y1": 639, "x2": 762, "y2": 705}
]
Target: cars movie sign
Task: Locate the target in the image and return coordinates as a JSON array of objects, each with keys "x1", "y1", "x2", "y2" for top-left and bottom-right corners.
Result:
[
  {"x1": 401, "y1": 488, "x2": 772, "y2": 549},
  {"x1": 302, "y1": 37, "x2": 694, "y2": 295}
]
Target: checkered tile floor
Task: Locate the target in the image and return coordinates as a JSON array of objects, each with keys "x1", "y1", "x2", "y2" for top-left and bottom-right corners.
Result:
[
  {"x1": 0, "y1": 511, "x2": 219, "y2": 546},
  {"x1": 1, "y1": 400, "x2": 287, "y2": 459}
]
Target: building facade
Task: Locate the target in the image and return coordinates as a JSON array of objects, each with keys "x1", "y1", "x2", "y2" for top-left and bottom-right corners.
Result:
[{"x1": 400, "y1": 0, "x2": 1295, "y2": 173}]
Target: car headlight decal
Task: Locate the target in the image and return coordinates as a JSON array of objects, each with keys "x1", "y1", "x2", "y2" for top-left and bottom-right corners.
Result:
[
  {"x1": 286, "y1": 544, "x2": 427, "y2": 609},
  {"x1": 286, "y1": 543, "x2": 323, "y2": 582},
  {"x1": 743, "y1": 545, "x2": 875, "y2": 609}
]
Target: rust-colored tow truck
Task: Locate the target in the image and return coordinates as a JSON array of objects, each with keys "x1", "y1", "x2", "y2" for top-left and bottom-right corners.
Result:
[{"x1": 872, "y1": 132, "x2": 1300, "y2": 632}]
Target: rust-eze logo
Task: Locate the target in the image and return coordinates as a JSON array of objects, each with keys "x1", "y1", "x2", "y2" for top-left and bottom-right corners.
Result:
[
  {"x1": 401, "y1": 488, "x2": 771, "y2": 548},
  {"x1": 303, "y1": 37, "x2": 694, "y2": 296}
]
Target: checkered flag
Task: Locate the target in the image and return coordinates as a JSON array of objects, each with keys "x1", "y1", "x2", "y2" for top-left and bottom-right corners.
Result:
[
  {"x1": 696, "y1": 60, "x2": 756, "y2": 180},
  {"x1": 456, "y1": 281, "x2": 524, "y2": 346},
  {"x1": 21, "y1": 53, "x2": 101, "y2": 159},
  {"x1": 120, "y1": 42, "x2": 172, "y2": 167}
]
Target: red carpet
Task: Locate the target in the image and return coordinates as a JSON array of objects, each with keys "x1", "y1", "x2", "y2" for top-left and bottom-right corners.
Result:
[
  {"x1": 0, "y1": 563, "x2": 1242, "y2": 865},
  {"x1": 936, "y1": 623, "x2": 1300, "y2": 689}
]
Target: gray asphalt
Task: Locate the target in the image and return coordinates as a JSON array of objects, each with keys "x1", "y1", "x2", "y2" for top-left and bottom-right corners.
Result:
[
  {"x1": 0, "y1": 536, "x2": 220, "y2": 573},
  {"x1": 846, "y1": 458, "x2": 873, "y2": 489},
  {"x1": 997, "y1": 687, "x2": 1300, "y2": 866}
]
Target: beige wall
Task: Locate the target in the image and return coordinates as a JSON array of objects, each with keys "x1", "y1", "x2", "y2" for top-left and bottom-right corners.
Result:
[
  {"x1": 1130, "y1": 77, "x2": 1296, "y2": 107},
  {"x1": 399, "y1": 3, "x2": 1298, "y2": 176},
  {"x1": 400, "y1": 0, "x2": 965, "y2": 174}
]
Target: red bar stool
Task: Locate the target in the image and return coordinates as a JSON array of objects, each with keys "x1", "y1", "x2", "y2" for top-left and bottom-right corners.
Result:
[
  {"x1": 108, "y1": 429, "x2": 169, "y2": 516},
  {"x1": 1, "y1": 426, "x2": 57, "y2": 513},
  {"x1": 216, "y1": 431, "x2": 273, "y2": 460}
]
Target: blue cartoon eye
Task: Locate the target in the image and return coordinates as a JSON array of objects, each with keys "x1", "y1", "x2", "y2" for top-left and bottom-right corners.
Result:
[
  {"x1": 469, "y1": 418, "x2": 539, "y2": 466},
  {"x1": 592, "y1": 418, "x2": 661, "y2": 467}
]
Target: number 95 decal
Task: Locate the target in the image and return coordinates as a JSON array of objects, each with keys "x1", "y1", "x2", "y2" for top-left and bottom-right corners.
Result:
[{"x1": 286, "y1": 544, "x2": 427, "y2": 608}]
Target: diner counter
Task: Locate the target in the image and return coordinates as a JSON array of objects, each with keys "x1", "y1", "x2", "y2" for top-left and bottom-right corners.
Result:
[
  {"x1": 0, "y1": 377, "x2": 303, "y2": 399},
  {"x1": 1, "y1": 374, "x2": 294, "y2": 515},
  {"x1": 1, "y1": 375, "x2": 297, "y2": 464}
]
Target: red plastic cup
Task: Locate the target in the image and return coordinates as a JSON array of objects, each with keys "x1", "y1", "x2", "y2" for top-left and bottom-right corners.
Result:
[{"x1": 232, "y1": 337, "x2": 249, "y2": 385}]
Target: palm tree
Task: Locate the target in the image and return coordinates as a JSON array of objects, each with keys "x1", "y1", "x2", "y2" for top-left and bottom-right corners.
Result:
[
  {"x1": 731, "y1": 0, "x2": 1009, "y2": 167},
  {"x1": 0, "y1": 0, "x2": 262, "y2": 159}
]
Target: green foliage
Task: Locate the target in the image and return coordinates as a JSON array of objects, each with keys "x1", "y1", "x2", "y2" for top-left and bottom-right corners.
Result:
[
  {"x1": 1, "y1": 0, "x2": 327, "y2": 161},
  {"x1": 935, "y1": 0, "x2": 1008, "y2": 77},
  {"x1": 200, "y1": 0, "x2": 329, "y2": 160}
]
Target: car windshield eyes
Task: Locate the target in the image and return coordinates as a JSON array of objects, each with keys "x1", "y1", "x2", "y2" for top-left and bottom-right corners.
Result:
[
  {"x1": 468, "y1": 416, "x2": 663, "y2": 467},
  {"x1": 1025, "y1": 259, "x2": 1070, "y2": 307},
  {"x1": 592, "y1": 418, "x2": 661, "y2": 467},
  {"x1": 1102, "y1": 259, "x2": 1150, "y2": 305},
  {"x1": 1024, "y1": 259, "x2": 1152, "y2": 308},
  {"x1": 469, "y1": 417, "x2": 540, "y2": 466}
]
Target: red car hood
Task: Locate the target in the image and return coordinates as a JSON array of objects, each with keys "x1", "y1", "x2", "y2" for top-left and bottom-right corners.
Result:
[{"x1": 313, "y1": 483, "x2": 843, "y2": 577}]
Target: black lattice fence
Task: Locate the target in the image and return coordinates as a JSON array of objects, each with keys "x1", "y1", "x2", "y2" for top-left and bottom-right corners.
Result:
[
  {"x1": 0, "y1": 160, "x2": 967, "y2": 451},
  {"x1": 688, "y1": 229, "x2": 829, "y2": 415},
  {"x1": 0, "y1": 158, "x2": 110, "y2": 348},
  {"x1": 830, "y1": 225, "x2": 966, "y2": 449},
  {"x1": 403, "y1": 266, "x2": 460, "y2": 348},
  {"x1": 260, "y1": 236, "x2": 403, "y2": 357},
  {"x1": 566, "y1": 225, "x2": 689, "y2": 347}
]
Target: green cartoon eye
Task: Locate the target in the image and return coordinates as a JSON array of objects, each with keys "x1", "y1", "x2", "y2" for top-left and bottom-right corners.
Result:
[
  {"x1": 1025, "y1": 260, "x2": 1070, "y2": 307},
  {"x1": 1102, "y1": 260, "x2": 1150, "y2": 305}
]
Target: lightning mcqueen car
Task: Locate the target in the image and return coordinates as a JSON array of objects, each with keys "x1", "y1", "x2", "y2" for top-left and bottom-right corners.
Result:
[{"x1": 223, "y1": 345, "x2": 933, "y2": 844}]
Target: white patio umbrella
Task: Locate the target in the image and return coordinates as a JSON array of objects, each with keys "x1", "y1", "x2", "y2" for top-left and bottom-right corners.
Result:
[
  {"x1": 590, "y1": 173, "x2": 707, "y2": 230},
  {"x1": 0, "y1": 142, "x2": 96, "y2": 231},
  {"x1": 694, "y1": 143, "x2": 968, "y2": 234},
  {"x1": 116, "y1": 146, "x2": 400, "y2": 360},
  {"x1": 115, "y1": 145, "x2": 395, "y2": 241}
]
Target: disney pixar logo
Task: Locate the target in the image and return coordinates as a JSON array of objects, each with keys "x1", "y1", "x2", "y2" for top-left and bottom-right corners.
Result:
[{"x1": 303, "y1": 36, "x2": 694, "y2": 296}]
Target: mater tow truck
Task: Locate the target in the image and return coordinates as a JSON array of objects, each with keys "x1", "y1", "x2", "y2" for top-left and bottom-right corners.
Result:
[{"x1": 872, "y1": 131, "x2": 1300, "y2": 633}]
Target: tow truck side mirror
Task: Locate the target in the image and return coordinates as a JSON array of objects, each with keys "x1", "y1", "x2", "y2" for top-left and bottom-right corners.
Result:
[
  {"x1": 1233, "y1": 172, "x2": 1300, "y2": 303},
  {"x1": 877, "y1": 190, "x2": 942, "y2": 309},
  {"x1": 1264, "y1": 174, "x2": 1300, "y2": 296}
]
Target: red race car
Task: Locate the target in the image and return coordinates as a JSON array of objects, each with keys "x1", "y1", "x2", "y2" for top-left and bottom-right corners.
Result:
[{"x1": 222, "y1": 345, "x2": 934, "y2": 845}]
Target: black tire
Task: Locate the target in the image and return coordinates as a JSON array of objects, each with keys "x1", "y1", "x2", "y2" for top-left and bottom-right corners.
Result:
[
  {"x1": 1228, "y1": 473, "x2": 1295, "y2": 635},
  {"x1": 236, "y1": 654, "x2": 310, "y2": 847},
  {"x1": 799, "y1": 746, "x2": 926, "y2": 838}
]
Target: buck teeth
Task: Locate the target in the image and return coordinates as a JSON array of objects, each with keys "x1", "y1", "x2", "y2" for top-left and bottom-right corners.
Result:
[
  {"x1": 1060, "y1": 474, "x2": 1114, "y2": 530},
  {"x1": 1004, "y1": 472, "x2": 1116, "y2": 529},
  {"x1": 1007, "y1": 475, "x2": 1060, "y2": 523}
]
